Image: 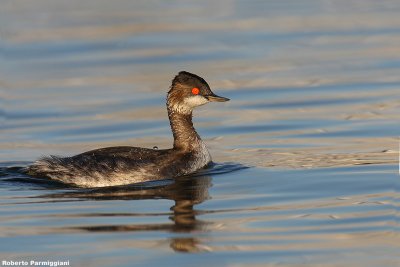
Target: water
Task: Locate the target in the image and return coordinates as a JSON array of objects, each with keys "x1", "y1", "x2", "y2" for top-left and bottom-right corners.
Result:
[{"x1": 1, "y1": 1, "x2": 399, "y2": 266}]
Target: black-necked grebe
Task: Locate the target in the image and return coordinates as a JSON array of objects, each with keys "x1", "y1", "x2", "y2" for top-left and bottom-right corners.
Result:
[{"x1": 26, "y1": 71, "x2": 229, "y2": 187}]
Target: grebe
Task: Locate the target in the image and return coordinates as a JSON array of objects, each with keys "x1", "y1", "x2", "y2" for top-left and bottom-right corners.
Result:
[{"x1": 27, "y1": 71, "x2": 229, "y2": 187}]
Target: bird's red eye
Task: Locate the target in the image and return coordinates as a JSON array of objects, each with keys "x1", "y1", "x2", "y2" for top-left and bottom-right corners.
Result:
[{"x1": 192, "y1": 87, "x2": 200, "y2": 95}]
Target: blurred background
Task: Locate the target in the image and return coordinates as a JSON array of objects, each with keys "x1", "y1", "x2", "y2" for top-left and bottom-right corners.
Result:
[
  {"x1": 2, "y1": 0, "x2": 399, "y2": 164},
  {"x1": 1, "y1": 1, "x2": 399, "y2": 266}
]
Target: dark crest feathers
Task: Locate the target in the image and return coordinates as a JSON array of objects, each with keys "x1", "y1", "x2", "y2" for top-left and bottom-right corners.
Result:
[{"x1": 172, "y1": 71, "x2": 209, "y2": 88}]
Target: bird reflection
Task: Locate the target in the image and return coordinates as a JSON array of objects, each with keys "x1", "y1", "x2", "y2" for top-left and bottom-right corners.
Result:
[
  {"x1": 36, "y1": 174, "x2": 212, "y2": 253},
  {"x1": 2, "y1": 163, "x2": 246, "y2": 253}
]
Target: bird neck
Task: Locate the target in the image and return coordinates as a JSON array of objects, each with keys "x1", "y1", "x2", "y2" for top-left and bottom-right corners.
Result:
[{"x1": 167, "y1": 107, "x2": 202, "y2": 151}]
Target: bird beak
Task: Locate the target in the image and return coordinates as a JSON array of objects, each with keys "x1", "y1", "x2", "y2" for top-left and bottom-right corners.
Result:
[{"x1": 205, "y1": 93, "x2": 230, "y2": 102}]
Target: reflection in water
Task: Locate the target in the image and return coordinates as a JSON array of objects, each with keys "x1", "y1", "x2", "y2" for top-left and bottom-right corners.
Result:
[
  {"x1": 1, "y1": 163, "x2": 247, "y2": 253},
  {"x1": 33, "y1": 174, "x2": 212, "y2": 253}
]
